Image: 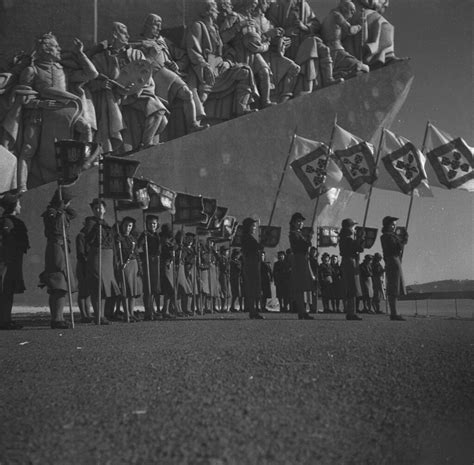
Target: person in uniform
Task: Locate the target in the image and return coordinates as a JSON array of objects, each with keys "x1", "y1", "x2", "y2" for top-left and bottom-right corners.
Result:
[
  {"x1": 330, "y1": 254, "x2": 343, "y2": 312},
  {"x1": 138, "y1": 214, "x2": 161, "y2": 320},
  {"x1": 318, "y1": 252, "x2": 333, "y2": 313},
  {"x1": 338, "y1": 217, "x2": 364, "y2": 320},
  {"x1": 39, "y1": 188, "x2": 77, "y2": 329},
  {"x1": 229, "y1": 248, "x2": 243, "y2": 312},
  {"x1": 0, "y1": 192, "x2": 29, "y2": 330},
  {"x1": 359, "y1": 254, "x2": 374, "y2": 313},
  {"x1": 380, "y1": 216, "x2": 407, "y2": 321},
  {"x1": 159, "y1": 223, "x2": 176, "y2": 319},
  {"x1": 218, "y1": 245, "x2": 231, "y2": 312},
  {"x1": 273, "y1": 250, "x2": 290, "y2": 312},
  {"x1": 289, "y1": 212, "x2": 314, "y2": 320},
  {"x1": 259, "y1": 249, "x2": 273, "y2": 312},
  {"x1": 241, "y1": 217, "x2": 264, "y2": 319},
  {"x1": 76, "y1": 217, "x2": 94, "y2": 323},
  {"x1": 115, "y1": 216, "x2": 143, "y2": 322},
  {"x1": 371, "y1": 252, "x2": 385, "y2": 314},
  {"x1": 84, "y1": 198, "x2": 121, "y2": 325}
]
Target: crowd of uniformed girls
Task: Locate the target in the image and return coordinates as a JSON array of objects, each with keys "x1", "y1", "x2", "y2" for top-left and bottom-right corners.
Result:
[{"x1": 0, "y1": 190, "x2": 408, "y2": 330}]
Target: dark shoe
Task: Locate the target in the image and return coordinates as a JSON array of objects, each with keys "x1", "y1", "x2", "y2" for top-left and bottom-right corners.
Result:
[
  {"x1": 346, "y1": 314, "x2": 362, "y2": 321},
  {"x1": 51, "y1": 320, "x2": 69, "y2": 329},
  {"x1": 298, "y1": 313, "x2": 314, "y2": 320},
  {"x1": 390, "y1": 314, "x2": 406, "y2": 321},
  {"x1": 162, "y1": 313, "x2": 176, "y2": 320},
  {"x1": 0, "y1": 321, "x2": 23, "y2": 330},
  {"x1": 80, "y1": 317, "x2": 93, "y2": 323},
  {"x1": 249, "y1": 313, "x2": 265, "y2": 320}
]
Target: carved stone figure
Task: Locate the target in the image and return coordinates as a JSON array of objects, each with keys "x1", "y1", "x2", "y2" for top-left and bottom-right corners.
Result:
[
  {"x1": 321, "y1": 0, "x2": 370, "y2": 80},
  {"x1": 221, "y1": 0, "x2": 275, "y2": 108},
  {"x1": 186, "y1": 0, "x2": 257, "y2": 121},
  {"x1": 139, "y1": 14, "x2": 207, "y2": 138},
  {"x1": 88, "y1": 22, "x2": 168, "y2": 153},
  {"x1": 253, "y1": 0, "x2": 301, "y2": 103},
  {"x1": 344, "y1": 0, "x2": 399, "y2": 68},
  {"x1": 266, "y1": 0, "x2": 342, "y2": 93},
  {"x1": 2, "y1": 34, "x2": 98, "y2": 191}
]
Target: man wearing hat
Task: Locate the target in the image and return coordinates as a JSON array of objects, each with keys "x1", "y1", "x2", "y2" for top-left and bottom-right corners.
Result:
[
  {"x1": 0, "y1": 192, "x2": 29, "y2": 330},
  {"x1": 138, "y1": 214, "x2": 161, "y2": 320},
  {"x1": 289, "y1": 212, "x2": 315, "y2": 320},
  {"x1": 338, "y1": 217, "x2": 365, "y2": 320},
  {"x1": 380, "y1": 216, "x2": 407, "y2": 321},
  {"x1": 39, "y1": 188, "x2": 77, "y2": 329}
]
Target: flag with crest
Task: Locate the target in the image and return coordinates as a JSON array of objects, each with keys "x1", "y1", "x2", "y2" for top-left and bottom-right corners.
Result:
[
  {"x1": 174, "y1": 193, "x2": 206, "y2": 225},
  {"x1": 375, "y1": 129, "x2": 432, "y2": 196},
  {"x1": 333, "y1": 125, "x2": 376, "y2": 193},
  {"x1": 290, "y1": 135, "x2": 343, "y2": 199},
  {"x1": 425, "y1": 123, "x2": 474, "y2": 192},
  {"x1": 100, "y1": 155, "x2": 140, "y2": 200},
  {"x1": 55, "y1": 140, "x2": 100, "y2": 186}
]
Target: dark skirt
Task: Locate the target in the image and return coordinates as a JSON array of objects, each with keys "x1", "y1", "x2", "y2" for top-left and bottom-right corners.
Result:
[
  {"x1": 340, "y1": 256, "x2": 362, "y2": 298},
  {"x1": 230, "y1": 272, "x2": 241, "y2": 298},
  {"x1": 0, "y1": 258, "x2": 25, "y2": 295},
  {"x1": 177, "y1": 263, "x2": 194, "y2": 296},
  {"x1": 385, "y1": 256, "x2": 406, "y2": 297},
  {"x1": 122, "y1": 258, "x2": 142, "y2": 297},
  {"x1": 242, "y1": 255, "x2": 261, "y2": 300},
  {"x1": 87, "y1": 247, "x2": 121, "y2": 298},
  {"x1": 160, "y1": 259, "x2": 174, "y2": 296},
  {"x1": 141, "y1": 254, "x2": 161, "y2": 295},
  {"x1": 290, "y1": 253, "x2": 315, "y2": 295}
]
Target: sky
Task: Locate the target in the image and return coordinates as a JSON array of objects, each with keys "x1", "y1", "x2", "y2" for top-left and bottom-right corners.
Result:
[{"x1": 313, "y1": 0, "x2": 474, "y2": 284}]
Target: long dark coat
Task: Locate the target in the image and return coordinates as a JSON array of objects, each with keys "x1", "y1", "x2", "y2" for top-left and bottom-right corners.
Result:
[
  {"x1": 241, "y1": 233, "x2": 262, "y2": 300},
  {"x1": 289, "y1": 230, "x2": 314, "y2": 294},
  {"x1": 0, "y1": 214, "x2": 29, "y2": 295},
  {"x1": 260, "y1": 261, "x2": 273, "y2": 299},
  {"x1": 273, "y1": 260, "x2": 290, "y2": 299},
  {"x1": 339, "y1": 232, "x2": 364, "y2": 298},
  {"x1": 381, "y1": 232, "x2": 406, "y2": 297}
]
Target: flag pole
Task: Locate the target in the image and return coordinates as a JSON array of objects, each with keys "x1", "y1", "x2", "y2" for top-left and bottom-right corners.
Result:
[
  {"x1": 405, "y1": 121, "x2": 430, "y2": 231},
  {"x1": 113, "y1": 201, "x2": 130, "y2": 323},
  {"x1": 362, "y1": 128, "x2": 385, "y2": 228},
  {"x1": 311, "y1": 116, "x2": 338, "y2": 228},
  {"x1": 268, "y1": 126, "x2": 298, "y2": 226},
  {"x1": 97, "y1": 159, "x2": 103, "y2": 325},
  {"x1": 57, "y1": 184, "x2": 75, "y2": 329},
  {"x1": 142, "y1": 210, "x2": 152, "y2": 317}
]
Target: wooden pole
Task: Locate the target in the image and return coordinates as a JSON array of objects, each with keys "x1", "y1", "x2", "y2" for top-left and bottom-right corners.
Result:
[
  {"x1": 142, "y1": 211, "x2": 152, "y2": 316},
  {"x1": 362, "y1": 129, "x2": 385, "y2": 229},
  {"x1": 93, "y1": 0, "x2": 98, "y2": 44},
  {"x1": 268, "y1": 127, "x2": 297, "y2": 226},
  {"x1": 113, "y1": 201, "x2": 129, "y2": 322},
  {"x1": 57, "y1": 185, "x2": 75, "y2": 329}
]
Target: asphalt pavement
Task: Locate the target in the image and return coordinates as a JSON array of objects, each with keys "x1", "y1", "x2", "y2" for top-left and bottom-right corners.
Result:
[{"x1": 1, "y1": 312, "x2": 473, "y2": 465}]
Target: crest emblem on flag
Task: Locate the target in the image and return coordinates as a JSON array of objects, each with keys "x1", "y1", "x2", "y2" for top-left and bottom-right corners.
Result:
[
  {"x1": 290, "y1": 145, "x2": 329, "y2": 199},
  {"x1": 381, "y1": 142, "x2": 425, "y2": 194},
  {"x1": 426, "y1": 137, "x2": 474, "y2": 189},
  {"x1": 334, "y1": 142, "x2": 376, "y2": 191}
]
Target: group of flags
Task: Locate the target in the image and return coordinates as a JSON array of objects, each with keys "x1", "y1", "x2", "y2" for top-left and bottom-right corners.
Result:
[
  {"x1": 290, "y1": 121, "x2": 474, "y2": 201},
  {"x1": 54, "y1": 141, "x2": 282, "y2": 248}
]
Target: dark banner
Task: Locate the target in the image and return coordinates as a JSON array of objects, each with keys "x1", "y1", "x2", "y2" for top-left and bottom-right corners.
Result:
[
  {"x1": 355, "y1": 226, "x2": 378, "y2": 249},
  {"x1": 318, "y1": 226, "x2": 339, "y2": 247},
  {"x1": 100, "y1": 155, "x2": 140, "y2": 200},
  {"x1": 55, "y1": 140, "x2": 100, "y2": 185}
]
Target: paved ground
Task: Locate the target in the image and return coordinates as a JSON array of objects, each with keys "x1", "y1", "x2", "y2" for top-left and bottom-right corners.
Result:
[{"x1": 1, "y1": 312, "x2": 473, "y2": 465}]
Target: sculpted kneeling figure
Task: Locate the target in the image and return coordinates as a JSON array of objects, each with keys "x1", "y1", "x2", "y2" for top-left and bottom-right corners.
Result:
[
  {"x1": 88, "y1": 22, "x2": 168, "y2": 153},
  {"x1": 139, "y1": 14, "x2": 208, "y2": 138},
  {"x1": 186, "y1": 0, "x2": 257, "y2": 121}
]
